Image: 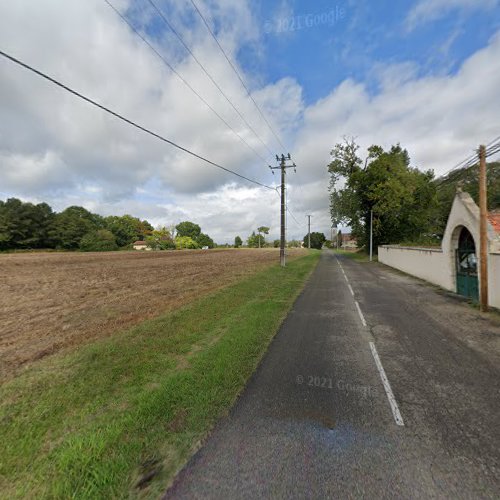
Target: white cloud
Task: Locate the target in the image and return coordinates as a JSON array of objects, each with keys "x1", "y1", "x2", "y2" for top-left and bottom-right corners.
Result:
[
  {"x1": 406, "y1": 0, "x2": 500, "y2": 31},
  {"x1": 1, "y1": 1, "x2": 500, "y2": 244}
]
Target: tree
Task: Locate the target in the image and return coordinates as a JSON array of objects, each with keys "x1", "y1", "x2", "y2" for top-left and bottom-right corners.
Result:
[
  {"x1": 146, "y1": 227, "x2": 175, "y2": 250},
  {"x1": 234, "y1": 236, "x2": 242, "y2": 248},
  {"x1": 247, "y1": 231, "x2": 265, "y2": 248},
  {"x1": 273, "y1": 239, "x2": 280, "y2": 248},
  {"x1": 175, "y1": 221, "x2": 201, "y2": 240},
  {"x1": 328, "y1": 139, "x2": 438, "y2": 250},
  {"x1": 256, "y1": 226, "x2": 269, "y2": 248},
  {"x1": 105, "y1": 215, "x2": 153, "y2": 247},
  {"x1": 196, "y1": 233, "x2": 214, "y2": 248},
  {"x1": 0, "y1": 198, "x2": 55, "y2": 250},
  {"x1": 79, "y1": 229, "x2": 118, "y2": 252},
  {"x1": 49, "y1": 206, "x2": 101, "y2": 249},
  {"x1": 175, "y1": 236, "x2": 199, "y2": 249},
  {"x1": 303, "y1": 232, "x2": 326, "y2": 250}
]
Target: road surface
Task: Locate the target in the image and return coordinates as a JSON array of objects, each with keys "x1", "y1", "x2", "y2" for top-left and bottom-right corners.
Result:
[{"x1": 166, "y1": 250, "x2": 500, "y2": 498}]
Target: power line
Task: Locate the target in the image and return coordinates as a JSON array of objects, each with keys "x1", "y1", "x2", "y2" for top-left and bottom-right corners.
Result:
[
  {"x1": 0, "y1": 49, "x2": 275, "y2": 191},
  {"x1": 146, "y1": 0, "x2": 275, "y2": 160},
  {"x1": 103, "y1": 0, "x2": 268, "y2": 165},
  {"x1": 189, "y1": 0, "x2": 287, "y2": 152}
]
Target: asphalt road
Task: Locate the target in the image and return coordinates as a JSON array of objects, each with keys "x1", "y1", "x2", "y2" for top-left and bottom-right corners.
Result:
[{"x1": 165, "y1": 250, "x2": 500, "y2": 499}]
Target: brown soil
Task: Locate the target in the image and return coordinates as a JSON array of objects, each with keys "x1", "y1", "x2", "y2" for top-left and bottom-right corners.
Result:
[{"x1": 0, "y1": 248, "x2": 306, "y2": 380}]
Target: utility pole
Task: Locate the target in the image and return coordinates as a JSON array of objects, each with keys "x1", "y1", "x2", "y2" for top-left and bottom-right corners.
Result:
[
  {"x1": 369, "y1": 210, "x2": 373, "y2": 262},
  {"x1": 307, "y1": 215, "x2": 312, "y2": 249},
  {"x1": 479, "y1": 144, "x2": 489, "y2": 312},
  {"x1": 270, "y1": 154, "x2": 296, "y2": 267}
]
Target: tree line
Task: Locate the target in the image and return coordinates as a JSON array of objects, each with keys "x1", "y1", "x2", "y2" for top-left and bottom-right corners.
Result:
[
  {"x1": 328, "y1": 138, "x2": 500, "y2": 251},
  {"x1": 0, "y1": 198, "x2": 215, "y2": 252}
]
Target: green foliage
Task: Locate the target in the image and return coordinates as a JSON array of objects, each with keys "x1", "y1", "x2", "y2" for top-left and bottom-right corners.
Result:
[
  {"x1": 303, "y1": 232, "x2": 326, "y2": 249},
  {"x1": 328, "y1": 139, "x2": 438, "y2": 250},
  {"x1": 79, "y1": 230, "x2": 119, "y2": 252},
  {"x1": 287, "y1": 239, "x2": 302, "y2": 248},
  {"x1": 433, "y1": 161, "x2": 499, "y2": 236},
  {"x1": 0, "y1": 198, "x2": 55, "y2": 250},
  {"x1": 175, "y1": 221, "x2": 201, "y2": 240},
  {"x1": 257, "y1": 226, "x2": 270, "y2": 235},
  {"x1": 273, "y1": 239, "x2": 281, "y2": 248},
  {"x1": 175, "y1": 236, "x2": 199, "y2": 249},
  {"x1": 234, "y1": 236, "x2": 242, "y2": 248},
  {"x1": 50, "y1": 206, "x2": 103, "y2": 250},
  {"x1": 105, "y1": 215, "x2": 153, "y2": 247},
  {"x1": 196, "y1": 233, "x2": 214, "y2": 249},
  {"x1": 146, "y1": 227, "x2": 175, "y2": 250},
  {"x1": 247, "y1": 231, "x2": 265, "y2": 248}
]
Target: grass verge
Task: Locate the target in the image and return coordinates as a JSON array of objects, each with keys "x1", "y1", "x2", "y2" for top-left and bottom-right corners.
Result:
[
  {"x1": 333, "y1": 249, "x2": 377, "y2": 262},
  {"x1": 0, "y1": 251, "x2": 320, "y2": 499}
]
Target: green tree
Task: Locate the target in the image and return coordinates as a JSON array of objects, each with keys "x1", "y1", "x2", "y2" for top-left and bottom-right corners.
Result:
[
  {"x1": 234, "y1": 236, "x2": 242, "y2": 248},
  {"x1": 80, "y1": 229, "x2": 119, "y2": 252},
  {"x1": 175, "y1": 236, "x2": 199, "y2": 249},
  {"x1": 303, "y1": 232, "x2": 326, "y2": 250},
  {"x1": 0, "y1": 198, "x2": 55, "y2": 250},
  {"x1": 175, "y1": 221, "x2": 201, "y2": 240},
  {"x1": 196, "y1": 233, "x2": 214, "y2": 248},
  {"x1": 273, "y1": 239, "x2": 280, "y2": 248},
  {"x1": 105, "y1": 215, "x2": 154, "y2": 247},
  {"x1": 146, "y1": 227, "x2": 175, "y2": 250},
  {"x1": 49, "y1": 206, "x2": 101, "y2": 249},
  {"x1": 247, "y1": 231, "x2": 265, "y2": 248},
  {"x1": 328, "y1": 139, "x2": 438, "y2": 250}
]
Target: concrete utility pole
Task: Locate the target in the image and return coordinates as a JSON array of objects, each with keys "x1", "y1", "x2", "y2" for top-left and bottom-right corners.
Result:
[
  {"x1": 307, "y1": 215, "x2": 312, "y2": 249},
  {"x1": 479, "y1": 144, "x2": 489, "y2": 312},
  {"x1": 370, "y1": 210, "x2": 373, "y2": 262},
  {"x1": 270, "y1": 154, "x2": 296, "y2": 267}
]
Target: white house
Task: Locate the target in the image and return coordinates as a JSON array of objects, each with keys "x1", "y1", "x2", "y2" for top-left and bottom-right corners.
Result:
[
  {"x1": 132, "y1": 240, "x2": 151, "y2": 251},
  {"x1": 378, "y1": 190, "x2": 500, "y2": 309}
]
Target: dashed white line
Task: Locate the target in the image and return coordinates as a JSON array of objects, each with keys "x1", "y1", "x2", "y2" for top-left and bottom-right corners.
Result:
[
  {"x1": 354, "y1": 301, "x2": 367, "y2": 327},
  {"x1": 369, "y1": 342, "x2": 405, "y2": 426}
]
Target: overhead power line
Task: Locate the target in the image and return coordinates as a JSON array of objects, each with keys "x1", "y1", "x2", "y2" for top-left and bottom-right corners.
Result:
[
  {"x1": 189, "y1": 0, "x2": 287, "y2": 152},
  {"x1": 0, "y1": 49, "x2": 275, "y2": 191},
  {"x1": 440, "y1": 135, "x2": 500, "y2": 179},
  {"x1": 104, "y1": 0, "x2": 268, "y2": 165},
  {"x1": 146, "y1": 0, "x2": 275, "y2": 160}
]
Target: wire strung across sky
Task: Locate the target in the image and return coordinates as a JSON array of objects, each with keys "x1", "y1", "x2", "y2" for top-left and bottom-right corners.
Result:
[
  {"x1": 189, "y1": 0, "x2": 287, "y2": 152},
  {"x1": 104, "y1": 0, "x2": 269, "y2": 166},
  {"x1": 439, "y1": 135, "x2": 500, "y2": 178},
  {"x1": 0, "y1": 49, "x2": 276, "y2": 191},
  {"x1": 146, "y1": 0, "x2": 275, "y2": 161}
]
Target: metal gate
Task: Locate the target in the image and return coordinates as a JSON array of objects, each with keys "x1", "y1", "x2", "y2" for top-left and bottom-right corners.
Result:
[{"x1": 456, "y1": 227, "x2": 479, "y2": 302}]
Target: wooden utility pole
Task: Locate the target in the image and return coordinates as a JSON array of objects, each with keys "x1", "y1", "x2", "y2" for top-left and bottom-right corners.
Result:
[
  {"x1": 479, "y1": 144, "x2": 489, "y2": 312},
  {"x1": 270, "y1": 154, "x2": 296, "y2": 267},
  {"x1": 307, "y1": 215, "x2": 312, "y2": 249}
]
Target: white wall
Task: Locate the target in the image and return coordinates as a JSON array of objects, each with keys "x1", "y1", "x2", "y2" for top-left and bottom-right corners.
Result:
[
  {"x1": 489, "y1": 253, "x2": 500, "y2": 309},
  {"x1": 378, "y1": 246, "x2": 453, "y2": 291},
  {"x1": 378, "y1": 245, "x2": 500, "y2": 310}
]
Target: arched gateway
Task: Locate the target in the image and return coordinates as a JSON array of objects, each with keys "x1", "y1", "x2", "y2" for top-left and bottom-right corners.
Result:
[{"x1": 455, "y1": 226, "x2": 479, "y2": 301}]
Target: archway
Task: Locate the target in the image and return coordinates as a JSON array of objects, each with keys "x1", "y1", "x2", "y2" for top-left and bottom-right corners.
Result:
[{"x1": 455, "y1": 227, "x2": 479, "y2": 301}]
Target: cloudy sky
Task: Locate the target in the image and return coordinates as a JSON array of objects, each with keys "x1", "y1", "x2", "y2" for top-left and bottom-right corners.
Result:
[{"x1": 1, "y1": 0, "x2": 500, "y2": 243}]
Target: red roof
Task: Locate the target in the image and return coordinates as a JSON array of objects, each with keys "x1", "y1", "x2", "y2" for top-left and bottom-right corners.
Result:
[{"x1": 488, "y1": 212, "x2": 500, "y2": 234}]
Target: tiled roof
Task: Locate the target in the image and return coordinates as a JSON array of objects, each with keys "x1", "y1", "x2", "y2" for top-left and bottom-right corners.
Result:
[{"x1": 488, "y1": 212, "x2": 500, "y2": 234}]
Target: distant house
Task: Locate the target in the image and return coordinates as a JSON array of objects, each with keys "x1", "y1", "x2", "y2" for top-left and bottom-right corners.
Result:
[{"x1": 132, "y1": 241, "x2": 150, "y2": 251}]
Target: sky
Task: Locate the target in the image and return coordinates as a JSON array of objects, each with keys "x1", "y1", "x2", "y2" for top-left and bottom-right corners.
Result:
[{"x1": 1, "y1": 0, "x2": 500, "y2": 243}]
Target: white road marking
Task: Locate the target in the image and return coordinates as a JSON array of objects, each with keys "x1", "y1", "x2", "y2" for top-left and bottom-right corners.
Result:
[
  {"x1": 347, "y1": 284, "x2": 355, "y2": 296},
  {"x1": 354, "y1": 301, "x2": 367, "y2": 327},
  {"x1": 369, "y1": 342, "x2": 405, "y2": 426}
]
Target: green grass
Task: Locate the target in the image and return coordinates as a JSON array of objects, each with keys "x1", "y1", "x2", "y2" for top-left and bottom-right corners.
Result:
[
  {"x1": 0, "y1": 251, "x2": 320, "y2": 499},
  {"x1": 333, "y1": 249, "x2": 377, "y2": 262}
]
